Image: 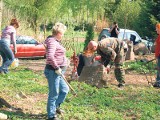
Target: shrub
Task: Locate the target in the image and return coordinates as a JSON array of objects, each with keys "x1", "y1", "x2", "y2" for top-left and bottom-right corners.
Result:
[{"x1": 84, "y1": 23, "x2": 94, "y2": 50}]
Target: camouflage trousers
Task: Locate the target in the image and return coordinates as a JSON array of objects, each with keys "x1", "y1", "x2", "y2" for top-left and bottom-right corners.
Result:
[
  {"x1": 114, "y1": 63, "x2": 125, "y2": 84},
  {"x1": 103, "y1": 61, "x2": 125, "y2": 84},
  {"x1": 102, "y1": 48, "x2": 125, "y2": 84}
]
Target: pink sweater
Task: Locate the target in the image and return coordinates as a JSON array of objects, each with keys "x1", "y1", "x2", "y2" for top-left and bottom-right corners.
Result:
[
  {"x1": 1, "y1": 25, "x2": 16, "y2": 45},
  {"x1": 45, "y1": 37, "x2": 67, "y2": 69}
]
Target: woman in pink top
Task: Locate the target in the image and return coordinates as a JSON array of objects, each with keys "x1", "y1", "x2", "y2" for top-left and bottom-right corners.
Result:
[
  {"x1": 154, "y1": 23, "x2": 160, "y2": 88},
  {"x1": 44, "y1": 22, "x2": 69, "y2": 120},
  {"x1": 0, "y1": 18, "x2": 19, "y2": 74}
]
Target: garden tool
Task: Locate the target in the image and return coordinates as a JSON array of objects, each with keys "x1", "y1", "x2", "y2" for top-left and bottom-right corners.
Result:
[
  {"x1": 140, "y1": 58, "x2": 156, "y2": 85},
  {"x1": 70, "y1": 50, "x2": 79, "y2": 79},
  {"x1": 141, "y1": 69, "x2": 153, "y2": 85},
  {"x1": 61, "y1": 74, "x2": 77, "y2": 96}
]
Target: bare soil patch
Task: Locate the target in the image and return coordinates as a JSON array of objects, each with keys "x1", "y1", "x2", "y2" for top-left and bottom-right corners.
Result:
[
  {"x1": 0, "y1": 54, "x2": 156, "y2": 119},
  {"x1": 19, "y1": 54, "x2": 156, "y2": 87}
]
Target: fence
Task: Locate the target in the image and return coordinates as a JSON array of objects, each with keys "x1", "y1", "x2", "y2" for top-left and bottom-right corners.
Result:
[{"x1": 61, "y1": 37, "x2": 85, "y2": 57}]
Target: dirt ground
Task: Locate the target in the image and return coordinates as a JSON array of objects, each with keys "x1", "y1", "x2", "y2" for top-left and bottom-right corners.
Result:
[
  {"x1": 0, "y1": 54, "x2": 157, "y2": 119},
  {"x1": 19, "y1": 54, "x2": 156, "y2": 87}
]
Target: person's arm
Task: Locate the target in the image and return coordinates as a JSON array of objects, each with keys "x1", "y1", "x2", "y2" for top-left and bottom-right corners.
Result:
[
  {"x1": 99, "y1": 47, "x2": 117, "y2": 65},
  {"x1": 11, "y1": 32, "x2": 17, "y2": 55},
  {"x1": 115, "y1": 27, "x2": 120, "y2": 35},
  {"x1": 99, "y1": 47, "x2": 116, "y2": 73},
  {"x1": 108, "y1": 27, "x2": 114, "y2": 33},
  {"x1": 109, "y1": 24, "x2": 116, "y2": 33}
]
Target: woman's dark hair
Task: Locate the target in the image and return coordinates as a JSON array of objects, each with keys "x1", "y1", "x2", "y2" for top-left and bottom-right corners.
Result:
[{"x1": 113, "y1": 22, "x2": 117, "y2": 25}]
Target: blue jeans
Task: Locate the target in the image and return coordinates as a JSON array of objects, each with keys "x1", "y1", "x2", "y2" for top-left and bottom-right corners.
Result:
[
  {"x1": 0, "y1": 40, "x2": 14, "y2": 73},
  {"x1": 44, "y1": 67, "x2": 69, "y2": 118},
  {"x1": 156, "y1": 58, "x2": 160, "y2": 84}
]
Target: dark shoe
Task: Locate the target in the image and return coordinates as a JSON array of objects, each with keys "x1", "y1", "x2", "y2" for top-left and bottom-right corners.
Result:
[
  {"x1": 56, "y1": 108, "x2": 65, "y2": 115},
  {"x1": 0, "y1": 70, "x2": 4, "y2": 74},
  {"x1": 4, "y1": 70, "x2": 9, "y2": 74},
  {"x1": 118, "y1": 83, "x2": 125, "y2": 88},
  {"x1": 153, "y1": 82, "x2": 160, "y2": 88},
  {"x1": 47, "y1": 117, "x2": 59, "y2": 120},
  {"x1": 47, "y1": 116, "x2": 59, "y2": 120}
]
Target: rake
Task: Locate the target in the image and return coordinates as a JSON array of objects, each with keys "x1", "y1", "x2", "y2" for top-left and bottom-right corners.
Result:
[{"x1": 139, "y1": 58, "x2": 156, "y2": 86}]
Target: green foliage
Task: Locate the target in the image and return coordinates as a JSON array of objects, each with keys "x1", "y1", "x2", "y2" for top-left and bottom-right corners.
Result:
[
  {"x1": 84, "y1": 23, "x2": 94, "y2": 50},
  {"x1": 0, "y1": 66, "x2": 160, "y2": 119},
  {"x1": 124, "y1": 60, "x2": 156, "y2": 74},
  {"x1": 2, "y1": 0, "x2": 159, "y2": 38},
  {"x1": 62, "y1": 31, "x2": 86, "y2": 57},
  {"x1": 150, "y1": 0, "x2": 160, "y2": 22},
  {"x1": 0, "y1": 67, "x2": 47, "y2": 95},
  {"x1": 113, "y1": 0, "x2": 141, "y2": 29}
]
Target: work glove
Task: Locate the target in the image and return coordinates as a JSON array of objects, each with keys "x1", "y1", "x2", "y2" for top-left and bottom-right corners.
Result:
[{"x1": 55, "y1": 68, "x2": 62, "y2": 76}]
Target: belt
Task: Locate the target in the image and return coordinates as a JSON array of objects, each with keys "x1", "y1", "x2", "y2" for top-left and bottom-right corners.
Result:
[{"x1": 45, "y1": 64, "x2": 65, "y2": 70}]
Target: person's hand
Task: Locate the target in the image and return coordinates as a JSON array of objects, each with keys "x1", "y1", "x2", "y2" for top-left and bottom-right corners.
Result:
[
  {"x1": 112, "y1": 24, "x2": 115, "y2": 28},
  {"x1": 105, "y1": 65, "x2": 111, "y2": 73},
  {"x1": 14, "y1": 49, "x2": 17, "y2": 55},
  {"x1": 55, "y1": 68, "x2": 62, "y2": 75},
  {"x1": 94, "y1": 55, "x2": 101, "y2": 61}
]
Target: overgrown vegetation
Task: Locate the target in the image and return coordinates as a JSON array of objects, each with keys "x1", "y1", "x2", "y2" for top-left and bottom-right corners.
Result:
[
  {"x1": 0, "y1": 65, "x2": 159, "y2": 120},
  {"x1": 84, "y1": 23, "x2": 94, "y2": 50},
  {"x1": 124, "y1": 60, "x2": 156, "y2": 74},
  {"x1": 1, "y1": 0, "x2": 159, "y2": 38}
]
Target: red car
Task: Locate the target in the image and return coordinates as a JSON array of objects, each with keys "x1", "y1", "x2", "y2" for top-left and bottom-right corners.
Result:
[{"x1": 10, "y1": 36, "x2": 46, "y2": 58}]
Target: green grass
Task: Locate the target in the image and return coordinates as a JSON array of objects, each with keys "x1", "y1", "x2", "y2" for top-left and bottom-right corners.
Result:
[
  {"x1": 0, "y1": 66, "x2": 160, "y2": 120},
  {"x1": 0, "y1": 67, "x2": 47, "y2": 95},
  {"x1": 124, "y1": 60, "x2": 156, "y2": 74}
]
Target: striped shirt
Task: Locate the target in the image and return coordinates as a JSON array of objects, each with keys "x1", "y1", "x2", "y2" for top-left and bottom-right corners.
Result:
[
  {"x1": 45, "y1": 37, "x2": 67, "y2": 69},
  {"x1": 1, "y1": 25, "x2": 16, "y2": 45}
]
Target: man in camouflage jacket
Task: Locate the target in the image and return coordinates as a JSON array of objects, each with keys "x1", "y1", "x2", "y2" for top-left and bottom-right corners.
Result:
[{"x1": 86, "y1": 38, "x2": 125, "y2": 87}]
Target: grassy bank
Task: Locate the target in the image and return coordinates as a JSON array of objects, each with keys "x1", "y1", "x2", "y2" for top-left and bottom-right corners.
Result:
[{"x1": 0, "y1": 66, "x2": 160, "y2": 120}]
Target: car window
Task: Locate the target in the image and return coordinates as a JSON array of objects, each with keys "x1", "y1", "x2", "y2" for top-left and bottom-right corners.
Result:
[
  {"x1": 16, "y1": 36, "x2": 38, "y2": 44},
  {"x1": 16, "y1": 39, "x2": 25, "y2": 44},
  {"x1": 100, "y1": 29, "x2": 110, "y2": 37},
  {"x1": 98, "y1": 29, "x2": 111, "y2": 41},
  {"x1": 118, "y1": 32, "x2": 128, "y2": 40},
  {"x1": 128, "y1": 32, "x2": 141, "y2": 42},
  {"x1": 29, "y1": 39, "x2": 38, "y2": 44},
  {"x1": 118, "y1": 31, "x2": 141, "y2": 42}
]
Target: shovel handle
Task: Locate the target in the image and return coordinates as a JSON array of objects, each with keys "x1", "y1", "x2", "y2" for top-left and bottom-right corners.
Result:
[{"x1": 61, "y1": 74, "x2": 77, "y2": 96}]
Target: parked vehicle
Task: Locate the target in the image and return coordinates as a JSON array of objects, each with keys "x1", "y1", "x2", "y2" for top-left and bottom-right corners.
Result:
[
  {"x1": 98, "y1": 28, "x2": 153, "y2": 47},
  {"x1": 10, "y1": 36, "x2": 46, "y2": 58},
  {"x1": 98, "y1": 28, "x2": 153, "y2": 55}
]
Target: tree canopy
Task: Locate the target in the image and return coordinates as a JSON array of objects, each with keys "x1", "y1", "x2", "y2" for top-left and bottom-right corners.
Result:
[{"x1": 2, "y1": 0, "x2": 160, "y2": 38}]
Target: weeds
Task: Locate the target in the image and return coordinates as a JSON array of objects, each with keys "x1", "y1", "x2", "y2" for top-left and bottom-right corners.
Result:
[
  {"x1": 124, "y1": 60, "x2": 156, "y2": 74},
  {"x1": 0, "y1": 65, "x2": 160, "y2": 120}
]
